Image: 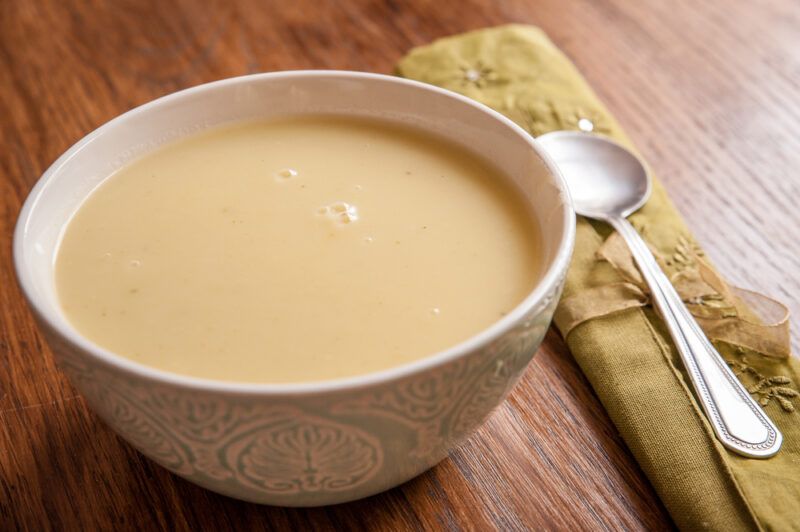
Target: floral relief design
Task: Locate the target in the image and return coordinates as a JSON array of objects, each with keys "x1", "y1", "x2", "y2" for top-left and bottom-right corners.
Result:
[
  {"x1": 225, "y1": 415, "x2": 383, "y2": 494},
  {"x1": 448, "y1": 353, "x2": 525, "y2": 439},
  {"x1": 137, "y1": 392, "x2": 282, "y2": 444},
  {"x1": 93, "y1": 386, "x2": 196, "y2": 475},
  {"x1": 332, "y1": 361, "x2": 475, "y2": 458},
  {"x1": 333, "y1": 278, "x2": 561, "y2": 457},
  {"x1": 45, "y1": 271, "x2": 562, "y2": 500},
  {"x1": 192, "y1": 447, "x2": 235, "y2": 481},
  {"x1": 450, "y1": 316, "x2": 546, "y2": 437},
  {"x1": 49, "y1": 333, "x2": 384, "y2": 495}
]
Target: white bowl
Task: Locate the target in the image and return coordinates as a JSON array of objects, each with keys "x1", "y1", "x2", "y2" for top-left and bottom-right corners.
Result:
[{"x1": 14, "y1": 71, "x2": 574, "y2": 506}]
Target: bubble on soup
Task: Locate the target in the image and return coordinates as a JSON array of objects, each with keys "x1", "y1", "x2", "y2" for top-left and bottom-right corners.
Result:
[
  {"x1": 317, "y1": 201, "x2": 359, "y2": 226},
  {"x1": 275, "y1": 168, "x2": 298, "y2": 181}
]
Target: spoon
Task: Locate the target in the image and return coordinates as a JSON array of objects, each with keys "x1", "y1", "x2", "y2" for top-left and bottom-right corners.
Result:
[{"x1": 537, "y1": 131, "x2": 782, "y2": 458}]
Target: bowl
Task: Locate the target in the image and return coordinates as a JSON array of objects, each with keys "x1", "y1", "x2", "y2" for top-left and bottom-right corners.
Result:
[{"x1": 13, "y1": 71, "x2": 575, "y2": 506}]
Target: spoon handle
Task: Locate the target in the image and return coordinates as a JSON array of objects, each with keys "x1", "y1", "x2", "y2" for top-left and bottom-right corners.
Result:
[{"x1": 608, "y1": 216, "x2": 782, "y2": 458}]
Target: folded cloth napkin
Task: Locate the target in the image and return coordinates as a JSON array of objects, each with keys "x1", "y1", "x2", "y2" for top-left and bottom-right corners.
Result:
[{"x1": 397, "y1": 25, "x2": 799, "y2": 531}]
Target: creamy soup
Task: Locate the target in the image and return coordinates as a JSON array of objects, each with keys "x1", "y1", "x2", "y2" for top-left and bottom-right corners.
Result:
[{"x1": 56, "y1": 116, "x2": 542, "y2": 383}]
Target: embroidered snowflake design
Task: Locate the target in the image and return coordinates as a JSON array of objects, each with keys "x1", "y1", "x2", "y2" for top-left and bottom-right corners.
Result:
[
  {"x1": 458, "y1": 61, "x2": 499, "y2": 88},
  {"x1": 557, "y1": 107, "x2": 611, "y2": 135},
  {"x1": 513, "y1": 103, "x2": 613, "y2": 138}
]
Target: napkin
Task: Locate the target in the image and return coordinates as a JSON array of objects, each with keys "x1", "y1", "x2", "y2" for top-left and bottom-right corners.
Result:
[{"x1": 397, "y1": 25, "x2": 800, "y2": 531}]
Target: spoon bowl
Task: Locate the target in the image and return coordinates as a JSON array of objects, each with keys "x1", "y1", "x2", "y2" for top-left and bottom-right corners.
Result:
[{"x1": 537, "y1": 131, "x2": 651, "y2": 219}]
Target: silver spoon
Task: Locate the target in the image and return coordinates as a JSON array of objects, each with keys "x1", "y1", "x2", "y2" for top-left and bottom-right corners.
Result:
[{"x1": 537, "y1": 130, "x2": 782, "y2": 458}]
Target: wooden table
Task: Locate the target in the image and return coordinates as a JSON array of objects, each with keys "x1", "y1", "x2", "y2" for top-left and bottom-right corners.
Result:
[{"x1": 2, "y1": 0, "x2": 798, "y2": 529}]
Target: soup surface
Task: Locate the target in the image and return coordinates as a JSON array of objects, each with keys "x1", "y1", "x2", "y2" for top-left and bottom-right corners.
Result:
[{"x1": 56, "y1": 116, "x2": 542, "y2": 383}]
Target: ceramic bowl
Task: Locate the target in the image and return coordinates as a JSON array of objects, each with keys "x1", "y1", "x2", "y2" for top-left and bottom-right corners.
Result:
[{"x1": 14, "y1": 71, "x2": 575, "y2": 506}]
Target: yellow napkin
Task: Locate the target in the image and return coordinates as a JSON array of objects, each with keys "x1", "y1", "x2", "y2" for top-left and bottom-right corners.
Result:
[{"x1": 397, "y1": 25, "x2": 800, "y2": 531}]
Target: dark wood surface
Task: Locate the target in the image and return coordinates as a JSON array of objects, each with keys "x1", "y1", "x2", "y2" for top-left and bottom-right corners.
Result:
[{"x1": 2, "y1": 0, "x2": 798, "y2": 529}]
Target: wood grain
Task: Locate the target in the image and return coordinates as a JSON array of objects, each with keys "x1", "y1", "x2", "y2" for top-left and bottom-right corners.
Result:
[{"x1": 1, "y1": 0, "x2": 797, "y2": 529}]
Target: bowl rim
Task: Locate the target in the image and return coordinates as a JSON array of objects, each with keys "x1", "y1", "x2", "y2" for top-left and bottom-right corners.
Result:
[{"x1": 13, "y1": 70, "x2": 575, "y2": 396}]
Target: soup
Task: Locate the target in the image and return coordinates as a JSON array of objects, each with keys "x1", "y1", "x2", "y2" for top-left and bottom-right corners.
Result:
[{"x1": 55, "y1": 116, "x2": 542, "y2": 383}]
